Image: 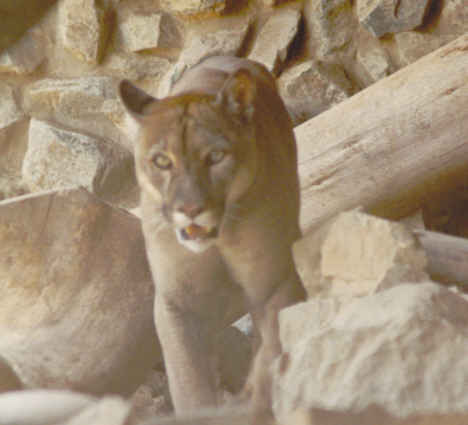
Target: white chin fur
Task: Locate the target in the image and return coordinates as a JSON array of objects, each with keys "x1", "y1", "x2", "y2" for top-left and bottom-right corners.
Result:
[{"x1": 175, "y1": 229, "x2": 216, "y2": 253}]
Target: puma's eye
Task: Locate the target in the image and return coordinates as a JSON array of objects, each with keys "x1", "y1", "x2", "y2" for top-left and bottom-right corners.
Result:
[
  {"x1": 207, "y1": 150, "x2": 225, "y2": 166},
  {"x1": 152, "y1": 153, "x2": 172, "y2": 170}
]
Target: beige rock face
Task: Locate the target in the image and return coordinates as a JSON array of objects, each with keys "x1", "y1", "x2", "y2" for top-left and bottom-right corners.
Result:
[
  {"x1": 273, "y1": 282, "x2": 468, "y2": 424},
  {"x1": 356, "y1": 43, "x2": 392, "y2": 85},
  {"x1": 0, "y1": 29, "x2": 45, "y2": 75},
  {"x1": 158, "y1": 23, "x2": 250, "y2": 97},
  {"x1": 0, "y1": 188, "x2": 159, "y2": 395},
  {"x1": 248, "y1": 8, "x2": 301, "y2": 74},
  {"x1": 119, "y1": 12, "x2": 181, "y2": 52},
  {"x1": 59, "y1": 0, "x2": 112, "y2": 64},
  {"x1": 0, "y1": 82, "x2": 24, "y2": 132},
  {"x1": 278, "y1": 61, "x2": 352, "y2": 125},
  {"x1": 394, "y1": 0, "x2": 468, "y2": 67},
  {"x1": 304, "y1": 0, "x2": 355, "y2": 60},
  {"x1": 293, "y1": 211, "x2": 429, "y2": 298},
  {"x1": 0, "y1": 356, "x2": 22, "y2": 392},
  {"x1": 24, "y1": 76, "x2": 132, "y2": 150},
  {"x1": 159, "y1": 0, "x2": 226, "y2": 15},
  {"x1": 22, "y1": 119, "x2": 132, "y2": 198},
  {"x1": 358, "y1": 0, "x2": 433, "y2": 38}
]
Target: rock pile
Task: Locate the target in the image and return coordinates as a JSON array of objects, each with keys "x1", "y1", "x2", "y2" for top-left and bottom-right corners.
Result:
[{"x1": 0, "y1": 0, "x2": 467, "y2": 424}]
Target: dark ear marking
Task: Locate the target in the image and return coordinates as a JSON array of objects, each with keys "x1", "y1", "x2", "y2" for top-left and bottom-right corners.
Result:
[
  {"x1": 118, "y1": 80, "x2": 158, "y2": 119},
  {"x1": 216, "y1": 69, "x2": 257, "y2": 121}
]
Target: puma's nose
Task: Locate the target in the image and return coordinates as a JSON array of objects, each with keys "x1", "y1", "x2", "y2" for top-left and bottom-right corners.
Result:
[{"x1": 178, "y1": 203, "x2": 204, "y2": 218}]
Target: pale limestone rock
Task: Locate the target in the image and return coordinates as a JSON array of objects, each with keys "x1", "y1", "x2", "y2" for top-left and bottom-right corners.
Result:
[
  {"x1": 356, "y1": 43, "x2": 392, "y2": 84},
  {"x1": 0, "y1": 188, "x2": 159, "y2": 395},
  {"x1": 160, "y1": 0, "x2": 226, "y2": 15},
  {"x1": 158, "y1": 24, "x2": 250, "y2": 97},
  {"x1": 393, "y1": 0, "x2": 468, "y2": 67},
  {"x1": 0, "y1": 82, "x2": 24, "y2": 131},
  {"x1": 119, "y1": 12, "x2": 181, "y2": 52},
  {"x1": 22, "y1": 119, "x2": 132, "y2": 196},
  {"x1": 0, "y1": 30, "x2": 45, "y2": 75},
  {"x1": 293, "y1": 210, "x2": 428, "y2": 297},
  {"x1": 104, "y1": 52, "x2": 171, "y2": 82},
  {"x1": 248, "y1": 9, "x2": 301, "y2": 74},
  {"x1": 24, "y1": 76, "x2": 131, "y2": 150},
  {"x1": 304, "y1": 0, "x2": 355, "y2": 60},
  {"x1": 0, "y1": 390, "x2": 95, "y2": 425},
  {"x1": 278, "y1": 61, "x2": 352, "y2": 126},
  {"x1": 357, "y1": 0, "x2": 433, "y2": 38},
  {"x1": 273, "y1": 282, "x2": 468, "y2": 423},
  {"x1": 59, "y1": 0, "x2": 112, "y2": 64}
]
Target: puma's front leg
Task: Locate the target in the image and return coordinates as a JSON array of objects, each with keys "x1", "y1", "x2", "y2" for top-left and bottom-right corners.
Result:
[{"x1": 154, "y1": 296, "x2": 219, "y2": 413}]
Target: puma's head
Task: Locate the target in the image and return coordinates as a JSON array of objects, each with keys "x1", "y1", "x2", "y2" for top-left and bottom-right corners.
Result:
[{"x1": 119, "y1": 70, "x2": 259, "y2": 253}]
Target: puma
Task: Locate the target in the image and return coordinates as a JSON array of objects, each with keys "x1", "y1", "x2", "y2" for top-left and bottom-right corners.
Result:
[{"x1": 119, "y1": 56, "x2": 306, "y2": 417}]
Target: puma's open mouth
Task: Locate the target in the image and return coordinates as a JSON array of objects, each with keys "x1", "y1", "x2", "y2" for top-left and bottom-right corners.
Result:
[{"x1": 180, "y1": 224, "x2": 218, "y2": 241}]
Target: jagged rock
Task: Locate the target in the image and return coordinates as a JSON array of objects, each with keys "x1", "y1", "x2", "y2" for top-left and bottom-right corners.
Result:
[
  {"x1": 273, "y1": 282, "x2": 468, "y2": 424},
  {"x1": 118, "y1": 12, "x2": 181, "y2": 52},
  {"x1": 356, "y1": 42, "x2": 392, "y2": 85},
  {"x1": 393, "y1": 0, "x2": 468, "y2": 67},
  {"x1": 304, "y1": 0, "x2": 355, "y2": 61},
  {"x1": 103, "y1": 53, "x2": 171, "y2": 82},
  {"x1": 278, "y1": 61, "x2": 352, "y2": 125},
  {"x1": 158, "y1": 23, "x2": 250, "y2": 97},
  {"x1": 0, "y1": 82, "x2": 24, "y2": 133},
  {"x1": 159, "y1": 0, "x2": 226, "y2": 15},
  {"x1": 0, "y1": 188, "x2": 159, "y2": 395},
  {"x1": 293, "y1": 210, "x2": 428, "y2": 297},
  {"x1": 22, "y1": 119, "x2": 133, "y2": 197},
  {"x1": 0, "y1": 29, "x2": 45, "y2": 74},
  {"x1": 59, "y1": 0, "x2": 113, "y2": 64},
  {"x1": 357, "y1": 0, "x2": 433, "y2": 38},
  {"x1": 0, "y1": 390, "x2": 96, "y2": 425},
  {"x1": 24, "y1": 76, "x2": 132, "y2": 150},
  {"x1": 248, "y1": 8, "x2": 301, "y2": 74}
]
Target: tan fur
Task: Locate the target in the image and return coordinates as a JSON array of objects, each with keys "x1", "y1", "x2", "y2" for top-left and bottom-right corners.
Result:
[{"x1": 119, "y1": 56, "x2": 306, "y2": 417}]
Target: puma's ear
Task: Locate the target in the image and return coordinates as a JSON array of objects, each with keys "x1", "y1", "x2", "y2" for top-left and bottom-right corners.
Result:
[
  {"x1": 216, "y1": 69, "x2": 256, "y2": 121},
  {"x1": 119, "y1": 80, "x2": 158, "y2": 120}
]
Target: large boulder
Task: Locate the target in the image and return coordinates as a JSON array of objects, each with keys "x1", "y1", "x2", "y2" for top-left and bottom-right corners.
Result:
[
  {"x1": 0, "y1": 188, "x2": 159, "y2": 396},
  {"x1": 273, "y1": 282, "x2": 468, "y2": 424}
]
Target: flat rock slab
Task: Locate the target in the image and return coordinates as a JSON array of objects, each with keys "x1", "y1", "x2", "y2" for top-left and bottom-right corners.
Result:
[{"x1": 0, "y1": 188, "x2": 159, "y2": 396}]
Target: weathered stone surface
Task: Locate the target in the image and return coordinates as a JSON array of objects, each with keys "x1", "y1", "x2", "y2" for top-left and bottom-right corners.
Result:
[
  {"x1": 118, "y1": 12, "x2": 181, "y2": 52},
  {"x1": 0, "y1": 82, "x2": 24, "y2": 132},
  {"x1": 22, "y1": 119, "x2": 132, "y2": 197},
  {"x1": 356, "y1": 43, "x2": 392, "y2": 85},
  {"x1": 273, "y1": 282, "x2": 468, "y2": 423},
  {"x1": 158, "y1": 23, "x2": 250, "y2": 97},
  {"x1": 248, "y1": 8, "x2": 301, "y2": 74},
  {"x1": 358, "y1": 0, "x2": 433, "y2": 38},
  {"x1": 104, "y1": 53, "x2": 171, "y2": 82},
  {"x1": 393, "y1": 0, "x2": 468, "y2": 67},
  {"x1": 304, "y1": 0, "x2": 355, "y2": 61},
  {"x1": 0, "y1": 390, "x2": 95, "y2": 425},
  {"x1": 59, "y1": 0, "x2": 113, "y2": 64},
  {"x1": 0, "y1": 29, "x2": 45, "y2": 75},
  {"x1": 24, "y1": 76, "x2": 133, "y2": 151},
  {"x1": 278, "y1": 61, "x2": 352, "y2": 125},
  {"x1": 293, "y1": 210, "x2": 428, "y2": 297},
  {"x1": 0, "y1": 188, "x2": 159, "y2": 395},
  {"x1": 160, "y1": 0, "x2": 226, "y2": 15}
]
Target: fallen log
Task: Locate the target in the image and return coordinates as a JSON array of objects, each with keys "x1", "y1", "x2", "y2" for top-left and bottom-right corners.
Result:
[
  {"x1": 296, "y1": 32, "x2": 468, "y2": 232},
  {"x1": 414, "y1": 230, "x2": 468, "y2": 286}
]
